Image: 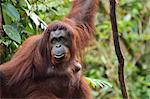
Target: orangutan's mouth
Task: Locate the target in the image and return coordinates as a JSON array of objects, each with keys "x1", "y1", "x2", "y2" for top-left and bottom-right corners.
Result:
[{"x1": 54, "y1": 54, "x2": 65, "y2": 60}]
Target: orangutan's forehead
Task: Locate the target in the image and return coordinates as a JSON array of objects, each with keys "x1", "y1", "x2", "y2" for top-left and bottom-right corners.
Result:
[{"x1": 50, "y1": 29, "x2": 69, "y2": 38}]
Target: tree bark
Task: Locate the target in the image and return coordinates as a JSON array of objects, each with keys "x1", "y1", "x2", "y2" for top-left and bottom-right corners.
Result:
[{"x1": 109, "y1": 0, "x2": 128, "y2": 98}]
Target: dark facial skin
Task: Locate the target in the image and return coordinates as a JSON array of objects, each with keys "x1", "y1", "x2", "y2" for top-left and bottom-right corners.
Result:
[{"x1": 49, "y1": 29, "x2": 71, "y2": 63}]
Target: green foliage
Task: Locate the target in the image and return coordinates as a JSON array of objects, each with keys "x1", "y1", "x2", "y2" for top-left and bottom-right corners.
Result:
[
  {"x1": 3, "y1": 25, "x2": 21, "y2": 44},
  {"x1": 85, "y1": 77, "x2": 112, "y2": 89},
  {"x1": 1, "y1": 0, "x2": 48, "y2": 60},
  {"x1": 2, "y1": 3, "x2": 20, "y2": 22},
  {"x1": 1, "y1": 0, "x2": 150, "y2": 99}
]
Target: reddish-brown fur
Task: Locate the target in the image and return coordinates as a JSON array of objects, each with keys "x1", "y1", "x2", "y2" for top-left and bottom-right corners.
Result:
[{"x1": 0, "y1": 0, "x2": 99, "y2": 98}]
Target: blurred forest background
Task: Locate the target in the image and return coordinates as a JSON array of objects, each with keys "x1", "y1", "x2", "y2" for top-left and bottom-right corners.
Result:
[{"x1": 0, "y1": 0, "x2": 150, "y2": 99}]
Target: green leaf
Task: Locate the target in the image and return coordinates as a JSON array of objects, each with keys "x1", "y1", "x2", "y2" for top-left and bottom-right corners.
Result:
[
  {"x1": 2, "y1": 40, "x2": 12, "y2": 47},
  {"x1": 24, "y1": 9, "x2": 47, "y2": 29},
  {"x1": 2, "y1": 3, "x2": 20, "y2": 22},
  {"x1": 3, "y1": 25, "x2": 21, "y2": 44},
  {"x1": 2, "y1": 11, "x2": 12, "y2": 24},
  {"x1": 85, "y1": 77, "x2": 112, "y2": 89},
  {"x1": 19, "y1": 0, "x2": 28, "y2": 8}
]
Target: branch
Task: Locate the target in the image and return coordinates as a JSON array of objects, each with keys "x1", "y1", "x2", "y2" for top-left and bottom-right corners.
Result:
[{"x1": 109, "y1": 0, "x2": 128, "y2": 98}]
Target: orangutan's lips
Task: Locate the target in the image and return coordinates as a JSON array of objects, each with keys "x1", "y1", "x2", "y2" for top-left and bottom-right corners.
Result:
[{"x1": 54, "y1": 54, "x2": 65, "y2": 59}]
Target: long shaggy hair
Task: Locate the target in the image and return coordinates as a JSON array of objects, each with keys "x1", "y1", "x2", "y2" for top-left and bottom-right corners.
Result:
[{"x1": 0, "y1": 0, "x2": 99, "y2": 98}]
